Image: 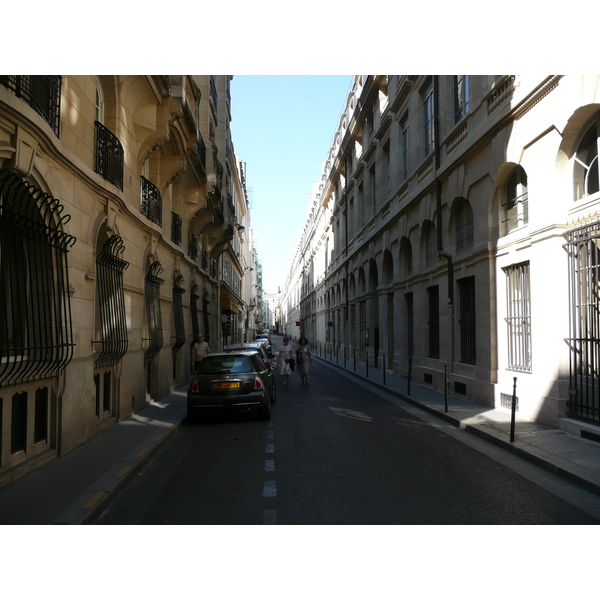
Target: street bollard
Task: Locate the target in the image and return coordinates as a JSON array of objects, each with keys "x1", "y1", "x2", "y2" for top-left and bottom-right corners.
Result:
[
  {"x1": 510, "y1": 376, "x2": 517, "y2": 442},
  {"x1": 366, "y1": 351, "x2": 369, "y2": 378},
  {"x1": 383, "y1": 354, "x2": 386, "y2": 386},
  {"x1": 407, "y1": 357, "x2": 412, "y2": 395},
  {"x1": 353, "y1": 349, "x2": 356, "y2": 372},
  {"x1": 336, "y1": 345, "x2": 339, "y2": 365}
]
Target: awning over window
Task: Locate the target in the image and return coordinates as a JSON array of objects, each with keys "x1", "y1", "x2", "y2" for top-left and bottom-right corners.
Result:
[{"x1": 220, "y1": 287, "x2": 243, "y2": 314}]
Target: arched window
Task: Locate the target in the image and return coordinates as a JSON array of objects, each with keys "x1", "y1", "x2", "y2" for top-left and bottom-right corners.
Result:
[
  {"x1": 574, "y1": 119, "x2": 600, "y2": 200},
  {"x1": 504, "y1": 166, "x2": 528, "y2": 234},
  {"x1": 455, "y1": 199, "x2": 474, "y2": 253}
]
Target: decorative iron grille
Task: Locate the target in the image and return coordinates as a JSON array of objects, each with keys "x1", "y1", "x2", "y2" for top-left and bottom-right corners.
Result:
[
  {"x1": 141, "y1": 176, "x2": 162, "y2": 226},
  {"x1": 565, "y1": 223, "x2": 600, "y2": 424},
  {"x1": 172, "y1": 275, "x2": 186, "y2": 351},
  {"x1": 171, "y1": 212, "x2": 182, "y2": 246},
  {"x1": 188, "y1": 232, "x2": 199, "y2": 261},
  {"x1": 0, "y1": 75, "x2": 61, "y2": 136},
  {"x1": 0, "y1": 168, "x2": 76, "y2": 388},
  {"x1": 94, "y1": 235, "x2": 129, "y2": 368},
  {"x1": 95, "y1": 121, "x2": 123, "y2": 190},
  {"x1": 201, "y1": 248, "x2": 209, "y2": 270},
  {"x1": 144, "y1": 261, "x2": 164, "y2": 358},
  {"x1": 210, "y1": 259, "x2": 218, "y2": 279}
]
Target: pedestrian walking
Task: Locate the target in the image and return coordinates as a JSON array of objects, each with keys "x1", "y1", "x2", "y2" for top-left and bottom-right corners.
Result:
[
  {"x1": 278, "y1": 336, "x2": 294, "y2": 384},
  {"x1": 296, "y1": 337, "x2": 312, "y2": 384},
  {"x1": 191, "y1": 333, "x2": 210, "y2": 373}
]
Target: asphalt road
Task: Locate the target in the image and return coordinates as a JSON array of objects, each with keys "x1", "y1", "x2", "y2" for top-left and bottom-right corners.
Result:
[{"x1": 93, "y1": 354, "x2": 600, "y2": 525}]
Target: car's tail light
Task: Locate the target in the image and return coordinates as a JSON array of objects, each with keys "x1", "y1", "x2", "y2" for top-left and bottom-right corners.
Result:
[
  {"x1": 191, "y1": 379, "x2": 199, "y2": 393},
  {"x1": 254, "y1": 376, "x2": 263, "y2": 390}
]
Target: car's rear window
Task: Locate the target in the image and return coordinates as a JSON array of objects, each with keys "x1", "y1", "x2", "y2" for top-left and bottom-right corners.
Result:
[{"x1": 198, "y1": 356, "x2": 252, "y2": 374}]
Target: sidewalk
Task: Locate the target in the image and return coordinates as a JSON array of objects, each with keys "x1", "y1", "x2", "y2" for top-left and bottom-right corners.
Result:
[{"x1": 1, "y1": 355, "x2": 600, "y2": 525}]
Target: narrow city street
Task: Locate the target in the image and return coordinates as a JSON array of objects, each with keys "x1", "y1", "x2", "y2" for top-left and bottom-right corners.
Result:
[{"x1": 93, "y1": 339, "x2": 600, "y2": 525}]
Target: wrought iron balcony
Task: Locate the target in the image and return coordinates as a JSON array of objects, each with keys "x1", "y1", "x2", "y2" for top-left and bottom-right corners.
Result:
[
  {"x1": 201, "y1": 248, "x2": 209, "y2": 271},
  {"x1": 95, "y1": 121, "x2": 124, "y2": 190},
  {"x1": 188, "y1": 232, "x2": 199, "y2": 261},
  {"x1": 141, "y1": 176, "x2": 162, "y2": 227},
  {"x1": 0, "y1": 75, "x2": 61, "y2": 136},
  {"x1": 210, "y1": 76, "x2": 218, "y2": 112},
  {"x1": 171, "y1": 212, "x2": 183, "y2": 246}
]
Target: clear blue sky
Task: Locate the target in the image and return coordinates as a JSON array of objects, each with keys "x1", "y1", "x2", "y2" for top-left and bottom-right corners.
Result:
[{"x1": 230, "y1": 75, "x2": 354, "y2": 293}]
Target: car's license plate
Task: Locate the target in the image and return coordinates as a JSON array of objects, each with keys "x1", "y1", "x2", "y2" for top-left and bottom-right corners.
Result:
[{"x1": 214, "y1": 381, "x2": 240, "y2": 389}]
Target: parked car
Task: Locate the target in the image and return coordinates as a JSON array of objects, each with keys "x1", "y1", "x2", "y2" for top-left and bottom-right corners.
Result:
[
  {"x1": 253, "y1": 334, "x2": 272, "y2": 354},
  {"x1": 224, "y1": 343, "x2": 275, "y2": 371},
  {"x1": 187, "y1": 351, "x2": 276, "y2": 421},
  {"x1": 247, "y1": 340, "x2": 275, "y2": 359}
]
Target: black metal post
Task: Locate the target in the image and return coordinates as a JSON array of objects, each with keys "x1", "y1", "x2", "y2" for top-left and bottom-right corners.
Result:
[
  {"x1": 353, "y1": 348, "x2": 356, "y2": 372},
  {"x1": 510, "y1": 377, "x2": 517, "y2": 443},
  {"x1": 366, "y1": 351, "x2": 369, "y2": 378},
  {"x1": 383, "y1": 354, "x2": 386, "y2": 386},
  {"x1": 407, "y1": 356, "x2": 412, "y2": 395}
]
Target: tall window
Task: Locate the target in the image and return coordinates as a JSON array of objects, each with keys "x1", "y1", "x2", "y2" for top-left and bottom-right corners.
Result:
[
  {"x1": 424, "y1": 221, "x2": 438, "y2": 267},
  {"x1": 427, "y1": 285, "x2": 440, "y2": 359},
  {"x1": 504, "y1": 262, "x2": 531, "y2": 372},
  {"x1": 574, "y1": 118, "x2": 600, "y2": 200},
  {"x1": 504, "y1": 166, "x2": 528, "y2": 234},
  {"x1": 455, "y1": 199, "x2": 474, "y2": 253},
  {"x1": 422, "y1": 83, "x2": 434, "y2": 158},
  {"x1": 400, "y1": 114, "x2": 409, "y2": 182},
  {"x1": 458, "y1": 276, "x2": 476, "y2": 365},
  {"x1": 370, "y1": 164, "x2": 376, "y2": 215},
  {"x1": 405, "y1": 293, "x2": 414, "y2": 357},
  {"x1": 384, "y1": 142, "x2": 391, "y2": 195},
  {"x1": 94, "y1": 235, "x2": 129, "y2": 368},
  {"x1": 0, "y1": 169, "x2": 76, "y2": 387},
  {"x1": 144, "y1": 261, "x2": 164, "y2": 358},
  {"x1": 453, "y1": 75, "x2": 469, "y2": 123}
]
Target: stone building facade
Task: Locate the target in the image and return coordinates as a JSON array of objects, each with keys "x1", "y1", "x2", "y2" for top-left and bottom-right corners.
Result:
[
  {"x1": 281, "y1": 74, "x2": 600, "y2": 436},
  {"x1": 0, "y1": 75, "x2": 254, "y2": 485}
]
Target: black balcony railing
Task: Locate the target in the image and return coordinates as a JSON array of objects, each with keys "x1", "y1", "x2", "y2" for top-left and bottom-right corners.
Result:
[
  {"x1": 188, "y1": 232, "x2": 199, "y2": 261},
  {"x1": 210, "y1": 259, "x2": 218, "y2": 279},
  {"x1": 0, "y1": 75, "x2": 61, "y2": 136},
  {"x1": 141, "y1": 176, "x2": 162, "y2": 227},
  {"x1": 201, "y1": 248, "x2": 209, "y2": 271},
  {"x1": 171, "y1": 212, "x2": 182, "y2": 246},
  {"x1": 95, "y1": 121, "x2": 124, "y2": 190},
  {"x1": 210, "y1": 76, "x2": 218, "y2": 112}
]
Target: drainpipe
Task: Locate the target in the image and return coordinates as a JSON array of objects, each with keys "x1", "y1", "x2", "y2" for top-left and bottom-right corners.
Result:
[{"x1": 433, "y1": 75, "x2": 455, "y2": 370}]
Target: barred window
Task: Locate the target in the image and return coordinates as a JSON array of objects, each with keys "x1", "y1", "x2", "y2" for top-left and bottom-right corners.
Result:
[
  {"x1": 0, "y1": 169, "x2": 76, "y2": 387},
  {"x1": 144, "y1": 261, "x2": 164, "y2": 358},
  {"x1": 504, "y1": 262, "x2": 531, "y2": 372},
  {"x1": 94, "y1": 235, "x2": 129, "y2": 368},
  {"x1": 141, "y1": 176, "x2": 162, "y2": 227},
  {"x1": 574, "y1": 118, "x2": 600, "y2": 201},
  {"x1": 190, "y1": 284, "x2": 200, "y2": 339}
]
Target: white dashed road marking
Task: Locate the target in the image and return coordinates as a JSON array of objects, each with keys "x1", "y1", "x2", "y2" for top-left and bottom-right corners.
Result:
[{"x1": 263, "y1": 481, "x2": 277, "y2": 497}]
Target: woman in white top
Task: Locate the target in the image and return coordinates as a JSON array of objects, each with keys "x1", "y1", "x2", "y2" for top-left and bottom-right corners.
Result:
[
  {"x1": 278, "y1": 336, "x2": 294, "y2": 384},
  {"x1": 296, "y1": 337, "x2": 312, "y2": 384}
]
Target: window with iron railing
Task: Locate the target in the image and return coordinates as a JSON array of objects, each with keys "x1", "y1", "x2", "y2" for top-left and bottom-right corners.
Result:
[
  {"x1": 188, "y1": 232, "x2": 199, "y2": 261},
  {"x1": 171, "y1": 213, "x2": 183, "y2": 246},
  {"x1": 95, "y1": 121, "x2": 124, "y2": 190},
  {"x1": 210, "y1": 259, "x2": 218, "y2": 279},
  {"x1": 0, "y1": 168, "x2": 76, "y2": 388},
  {"x1": 427, "y1": 285, "x2": 440, "y2": 359},
  {"x1": 201, "y1": 248, "x2": 209, "y2": 271},
  {"x1": 144, "y1": 262, "x2": 164, "y2": 358},
  {"x1": 94, "y1": 235, "x2": 129, "y2": 368},
  {"x1": 0, "y1": 75, "x2": 61, "y2": 136},
  {"x1": 141, "y1": 176, "x2": 162, "y2": 227}
]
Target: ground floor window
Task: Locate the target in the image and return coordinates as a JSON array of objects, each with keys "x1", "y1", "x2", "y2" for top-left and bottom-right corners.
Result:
[{"x1": 504, "y1": 262, "x2": 531, "y2": 372}]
